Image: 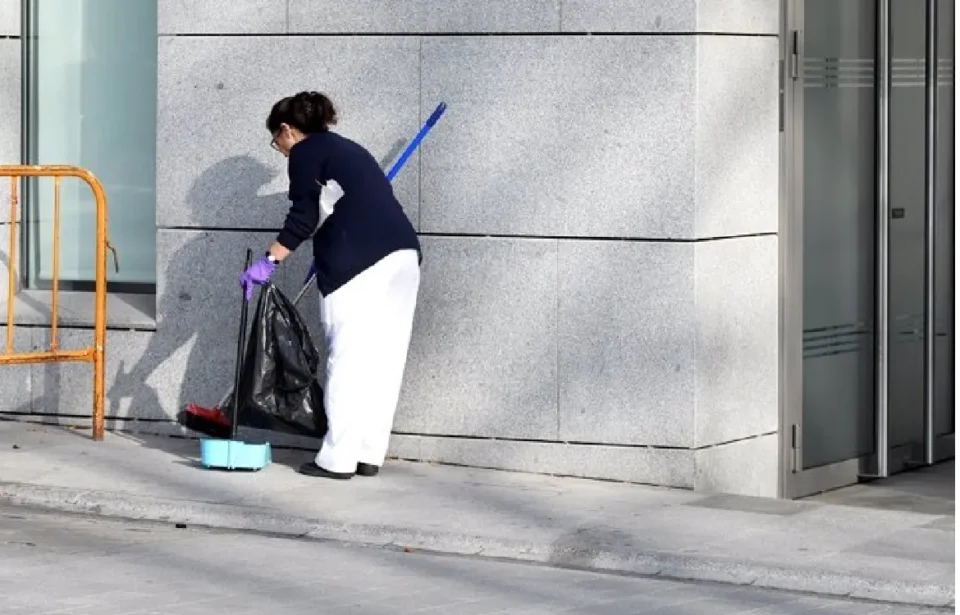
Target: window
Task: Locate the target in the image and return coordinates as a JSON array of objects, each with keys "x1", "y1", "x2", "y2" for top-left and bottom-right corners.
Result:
[{"x1": 23, "y1": 0, "x2": 157, "y2": 292}]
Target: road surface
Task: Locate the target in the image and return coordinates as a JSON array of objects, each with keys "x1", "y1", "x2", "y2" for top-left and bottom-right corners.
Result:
[{"x1": 0, "y1": 509, "x2": 946, "y2": 615}]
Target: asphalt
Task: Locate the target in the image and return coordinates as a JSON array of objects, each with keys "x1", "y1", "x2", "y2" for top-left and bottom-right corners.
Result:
[
  {"x1": 0, "y1": 420, "x2": 954, "y2": 608},
  {"x1": 3, "y1": 509, "x2": 950, "y2": 615}
]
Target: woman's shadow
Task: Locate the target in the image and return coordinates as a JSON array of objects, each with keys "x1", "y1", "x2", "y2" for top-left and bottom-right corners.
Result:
[
  {"x1": 107, "y1": 155, "x2": 323, "y2": 449},
  {"x1": 107, "y1": 134, "x2": 407, "y2": 450}
]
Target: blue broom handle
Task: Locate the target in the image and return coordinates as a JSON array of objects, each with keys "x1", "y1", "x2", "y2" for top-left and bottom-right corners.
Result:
[
  {"x1": 297, "y1": 102, "x2": 447, "y2": 300},
  {"x1": 386, "y1": 102, "x2": 447, "y2": 181}
]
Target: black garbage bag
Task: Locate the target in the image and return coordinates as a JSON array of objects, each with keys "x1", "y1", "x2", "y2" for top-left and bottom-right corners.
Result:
[{"x1": 226, "y1": 282, "x2": 328, "y2": 438}]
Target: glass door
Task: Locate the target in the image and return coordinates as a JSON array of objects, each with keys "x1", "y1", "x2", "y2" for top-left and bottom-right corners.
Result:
[
  {"x1": 782, "y1": 0, "x2": 882, "y2": 498},
  {"x1": 886, "y1": 0, "x2": 929, "y2": 469},
  {"x1": 887, "y1": 0, "x2": 955, "y2": 470},
  {"x1": 782, "y1": 0, "x2": 955, "y2": 498}
]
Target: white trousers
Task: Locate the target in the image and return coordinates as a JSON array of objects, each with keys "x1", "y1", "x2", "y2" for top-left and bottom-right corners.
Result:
[{"x1": 315, "y1": 249, "x2": 420, "y2": 473}]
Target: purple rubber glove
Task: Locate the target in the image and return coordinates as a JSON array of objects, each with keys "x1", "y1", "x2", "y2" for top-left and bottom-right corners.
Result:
[{"x1": 239, "y1": 256, "x2": 277, "y2": 301}]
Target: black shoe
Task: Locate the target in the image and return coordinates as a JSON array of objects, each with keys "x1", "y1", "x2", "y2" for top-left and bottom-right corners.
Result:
[
  {"x1": 297, "y1": 462, "x2": 353, "y2": 480},
  {"x1": 356, "y1": 463, "x2": 380, "y2": 477}
]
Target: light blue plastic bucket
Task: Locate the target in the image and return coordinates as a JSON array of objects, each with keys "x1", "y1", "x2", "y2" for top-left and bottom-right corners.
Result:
[{"x1": 200, "y1": 438, "x2": 271, "y2": 471}]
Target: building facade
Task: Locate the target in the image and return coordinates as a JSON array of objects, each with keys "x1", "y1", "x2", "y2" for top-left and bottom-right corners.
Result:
[{"x1": 0, "y1": 1, "x2": 952, "y2": 499}]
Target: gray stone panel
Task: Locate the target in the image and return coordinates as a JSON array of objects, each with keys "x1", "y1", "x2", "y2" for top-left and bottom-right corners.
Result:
[
  {"x1": 0, "y1": 223, "x2": 8, "y2": 303},
  {"x1": 0, "y1": 38, "x2": 20, "y2": 223},
  {"x1": 694, "y1": 433, "x2": 779, "y2": 497},
  {"x1": 419, "y1": 36, "x2": 696, "y2": 238},
  {"x1": 0, "y1": 221, "x2": 21, "y2": 308},
  {"x1": 0, "y1": 356, "x2": 30, "y2": 413},
  {"x1": 1, "y1": 328, "x2": 30, "y2": 412},
  {"x1": 696, "y1": 0, "x2": 779, "y2": 34},
  {"x1": 695, "y1": 36, "x2": 779, "y2": 237},
  {"x1": 557, "y1": 240, "x2": 695, "y2": 447},
  {"x1": 561, "y1": 0, "x2": 697, "y2": 32},
  {"x1": 2, "y1": 291, "x2": 155, "y2": 330},
  {"x1": 0, "y1": 0, "x2": 19, "y2": 35},
  {"x1": 389, "y1": 434, "x2": 695, "y2": 488},
  {"x1": 30, "y1": 329, "x2": 163, "y2": 418},
  {"x1": 0, "y1": 236, "x2": 29, "y2": 414},
  {"x1": 156, "y1": 36, "x2": 421, "y2": 230},
  {"x1": 694, "y1": 236, "x2": 778, "y2": 447},
  {"x1": 289, "y1": 0, "x2": 561, "y2": 33},
  {"x1": 561, "y1": 0, "x2": 778, "y2": 34},
  {"x1": 395, "y1": 236, "x2": 559, "y2": 440},
  {"x1": 158, "y1": 0, "x2": 286, "y2": 34}
]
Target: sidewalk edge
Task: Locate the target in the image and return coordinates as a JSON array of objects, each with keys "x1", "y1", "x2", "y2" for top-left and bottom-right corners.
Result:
[{"x1": 0, "y1": 481, "x2": 952, "y2": 609}]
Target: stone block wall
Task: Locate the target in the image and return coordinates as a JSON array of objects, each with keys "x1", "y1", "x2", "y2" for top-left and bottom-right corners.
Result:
[
  {"x1": 0, "y1": 0, "x2": 25, "y2": 400},
  {"x1": 0, "y1": 0, "x2": 782, "y2": 497},
  {"x1": 1, "y1": 0, "x2": 20, "y2": 265}
]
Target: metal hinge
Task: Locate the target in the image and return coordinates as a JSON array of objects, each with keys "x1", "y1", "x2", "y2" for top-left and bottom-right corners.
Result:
[
  {"x1": 789, "y1": 30, "x2": 800, "y2": 80},
  {"x1": 790, "y1": 424, "x2": 799, "y2": 473}
]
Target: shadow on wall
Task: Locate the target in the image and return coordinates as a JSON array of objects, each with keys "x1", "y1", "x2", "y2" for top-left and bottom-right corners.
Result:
[
  {"x1": 102, "y1": 139, "x2": 402, "y2": 442},
  {"x1": 111, "y1": 155, "x2": 303, "y2": 428},
  {"x1": 109, "y1": 155, "x2": 286, "y2": 422},
  {"x1": 13, "y1": 155, "x2": 322, "y2": 454},
  {"x1": 15, "y1": 138, "x2": 398, "y2": 452}
]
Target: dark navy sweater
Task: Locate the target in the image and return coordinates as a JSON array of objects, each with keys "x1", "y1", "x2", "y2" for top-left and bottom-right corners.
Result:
[{"x1": 275, "y1": 131, "x2": 421, "y2": 296}]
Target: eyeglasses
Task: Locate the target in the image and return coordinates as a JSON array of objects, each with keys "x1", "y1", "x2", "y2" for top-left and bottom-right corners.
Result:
[{"x1": 270, "y1": 134, "x2": 281, "y2": 152}]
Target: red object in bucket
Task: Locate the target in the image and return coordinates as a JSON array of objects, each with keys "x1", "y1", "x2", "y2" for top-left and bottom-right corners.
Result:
[
  {"x1": 182, "y1": 403, "x2": 232, "y2": 439},
  {"x1": 185, "y1": 403, "x2": 230, "y2": 426}
]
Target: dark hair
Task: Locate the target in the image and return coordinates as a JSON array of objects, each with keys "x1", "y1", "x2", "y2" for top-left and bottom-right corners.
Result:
[{"x1": 266, "y1": 91, "x2": 338, "y2": 134}]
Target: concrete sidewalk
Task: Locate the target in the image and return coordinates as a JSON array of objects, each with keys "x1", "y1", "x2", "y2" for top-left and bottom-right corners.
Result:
[{"x1": 0, "y1": 420, "x2": 953, "y2": 608}]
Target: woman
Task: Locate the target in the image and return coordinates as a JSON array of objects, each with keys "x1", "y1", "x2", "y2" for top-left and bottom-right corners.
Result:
[{"x1": 240, "y1": 91, "x2": 422, "y2": 480}]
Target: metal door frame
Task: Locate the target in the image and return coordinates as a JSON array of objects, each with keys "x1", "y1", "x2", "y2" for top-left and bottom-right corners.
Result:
[{"x1": 921, "y1": 0, "x2": 956, "y2": 468}]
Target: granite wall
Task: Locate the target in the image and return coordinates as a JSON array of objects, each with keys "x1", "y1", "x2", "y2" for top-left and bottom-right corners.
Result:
[
  {"x1": 1, "y1": 0, "x2": 20, "y2": 275},
  {"x1": 0, "y1": 0, "x2": 23, "y2": 396},
  {"x1": 0, "y1": 0, "x2": 782, "y2": 497}
]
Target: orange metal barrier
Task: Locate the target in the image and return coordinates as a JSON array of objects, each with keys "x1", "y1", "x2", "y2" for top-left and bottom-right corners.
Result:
[{"x1": 0, "y1": 165, "x2": 112, "y2": 441}]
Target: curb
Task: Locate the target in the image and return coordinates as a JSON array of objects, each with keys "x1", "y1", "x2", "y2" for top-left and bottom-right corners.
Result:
[{"x1": 0, "y1": 481, "x2": 953, "y2": 609}]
